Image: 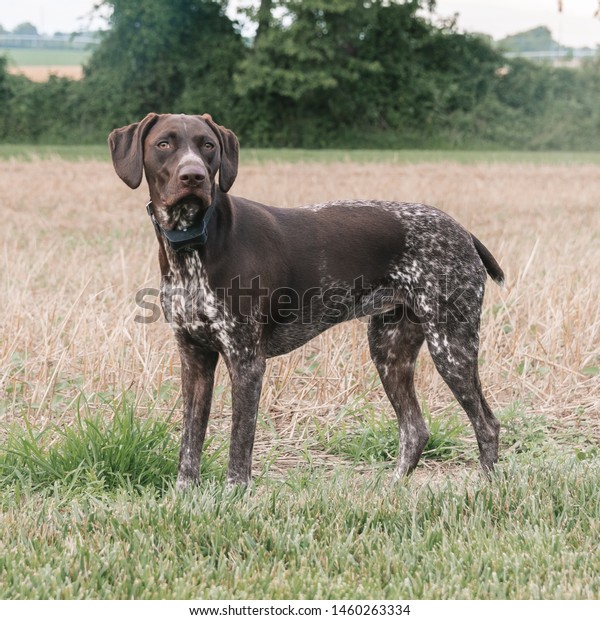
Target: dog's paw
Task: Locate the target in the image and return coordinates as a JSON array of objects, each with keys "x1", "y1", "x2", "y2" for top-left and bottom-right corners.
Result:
[
  {"x1": 226, "y1": 477, "x2": 250, "y2": 487},
  {"x1": 176, "y1": 475, "x2": 198, "y2": 492}
]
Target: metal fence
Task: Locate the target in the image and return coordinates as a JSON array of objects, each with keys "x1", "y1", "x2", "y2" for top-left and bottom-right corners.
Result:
[
  {"x1": 0, "y1": 34, "x2": 99, "y2": 50},
  {"x1": 502, "y1": 48, "x2": 599, "y2": 60}
]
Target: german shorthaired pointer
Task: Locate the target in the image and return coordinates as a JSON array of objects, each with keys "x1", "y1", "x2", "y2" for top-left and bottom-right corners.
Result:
[{"x1": 109, "y1": 113, "x2": 504, "y2": 488}]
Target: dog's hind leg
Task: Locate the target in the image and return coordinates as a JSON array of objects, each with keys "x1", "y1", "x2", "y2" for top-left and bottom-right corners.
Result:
[
  {"x1": 420, "y1": 281, "x2": 500, "y2": 473},
  {"x1": 368, "y1": 307, "x2": 429, "y2": 478},
  {"x1": 176, "y1": 343, "x2": 219, "y2": 490}
]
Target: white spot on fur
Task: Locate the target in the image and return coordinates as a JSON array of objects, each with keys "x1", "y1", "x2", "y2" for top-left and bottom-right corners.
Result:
[
  {"x1": 178, "y1": 147, "x2": 205, "y2": 167},
  {"x1": 165, "y1": 252, "x2": 242, "y2": 358}
]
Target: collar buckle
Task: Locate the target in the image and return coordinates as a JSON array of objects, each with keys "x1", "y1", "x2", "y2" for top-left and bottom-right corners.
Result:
[{"x1": 146, "y1": 200, "x2": 154, "y2": 218}]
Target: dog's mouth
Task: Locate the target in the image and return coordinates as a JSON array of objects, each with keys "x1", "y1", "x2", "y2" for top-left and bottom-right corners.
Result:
[{"x1": 162, "y1": 193, "x2": 209, "y2": 230}]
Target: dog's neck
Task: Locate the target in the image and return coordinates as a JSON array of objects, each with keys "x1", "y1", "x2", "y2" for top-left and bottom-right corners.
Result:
[{"x1": 146, "y1": 198, "x2": 217, "y2": 253}]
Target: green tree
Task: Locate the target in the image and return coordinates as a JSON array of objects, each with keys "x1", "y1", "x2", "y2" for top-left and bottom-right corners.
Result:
[
  {"x1": 497, "y1": 26, "x2": 560, "y2": 53},
  {"x1": 255, "y1": 0, "x2": 273, "y2": 43},
  {"x1": 1, "y1": 0, "x2": 597, "y2": 149},
  {"x1": 233, "y1": 0, "x2": 502, "y2": 146},
  {"x1": 82, "y1": 0, "x2": 244, "y2": 128},
  {"x1": 0, "y1": 57, "x2": 13, "y2": 137},
  {"x1": 13, "y1": 22, "x2": 38, "y2": 35},
  {"x1": 234, "y1": 0, "x2": 392, "y2": 145},
  {"x1": 1, "y1": 73, "x2": 84, "y2": 143}
]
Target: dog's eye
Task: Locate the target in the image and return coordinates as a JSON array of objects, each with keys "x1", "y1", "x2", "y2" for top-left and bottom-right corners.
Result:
[
  {"x1": 204, "y1": 142, "x2": 215, "y2": 150},
  {"x1": 157, "y1": 141, "x2": 171, "y2": 150}
]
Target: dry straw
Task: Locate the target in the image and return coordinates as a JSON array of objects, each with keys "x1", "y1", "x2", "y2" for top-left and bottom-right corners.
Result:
[{"x1": 1, "y1": 159, "x2": 598, "y2": 464}]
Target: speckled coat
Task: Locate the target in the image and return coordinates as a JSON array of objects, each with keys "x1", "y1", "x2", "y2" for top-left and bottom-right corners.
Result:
[{"x1": 109, "y1": 113, "x2": 504, "y2": 489}]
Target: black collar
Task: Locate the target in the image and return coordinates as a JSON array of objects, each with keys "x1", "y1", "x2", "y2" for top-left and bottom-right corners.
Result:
[{"x1": 146, "y1": 198, "x2": 217, "y2": 253}]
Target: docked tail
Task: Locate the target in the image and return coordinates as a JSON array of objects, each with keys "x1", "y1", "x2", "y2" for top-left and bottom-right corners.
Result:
[{"x1": 471, "y1": 234, "x2": 504, "y2": 286}]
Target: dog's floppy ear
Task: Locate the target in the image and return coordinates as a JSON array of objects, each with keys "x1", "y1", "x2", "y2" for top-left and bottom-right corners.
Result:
[
  {"x1": 108, "y1": 113, "x2": 160, "y2": 189},
  {"x1": 201, "y1": 114, "x2": 239, "y2": 193}
]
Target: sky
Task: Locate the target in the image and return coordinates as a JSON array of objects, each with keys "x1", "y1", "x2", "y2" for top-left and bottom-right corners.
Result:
[{"x1": 1, "y1": 0, "x2": 599, "y2": 48}]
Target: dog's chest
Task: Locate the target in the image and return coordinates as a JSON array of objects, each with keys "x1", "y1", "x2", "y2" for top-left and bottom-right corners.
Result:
[{"x1": 161, "y1": 254, "x2": 244, "y2": 356}]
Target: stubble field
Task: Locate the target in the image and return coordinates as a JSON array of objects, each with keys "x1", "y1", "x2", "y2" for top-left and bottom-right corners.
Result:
[{"x1": 0, "y1": 155, "x2": 599, "y2": 598}]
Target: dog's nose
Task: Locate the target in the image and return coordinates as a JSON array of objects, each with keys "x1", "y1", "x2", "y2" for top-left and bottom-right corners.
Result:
[{"x1": 178, "y1": 164, "x2": 206, "y2": 187}]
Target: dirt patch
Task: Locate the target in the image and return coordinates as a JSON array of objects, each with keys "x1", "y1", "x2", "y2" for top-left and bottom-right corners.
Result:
[{"x1": 7, "y1": 65, "x2": 83, "y2": 82}]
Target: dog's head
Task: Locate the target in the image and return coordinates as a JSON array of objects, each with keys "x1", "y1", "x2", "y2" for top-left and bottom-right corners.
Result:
[{"x1": 108, "y1": 113, "x2": 239, "y2": 230}]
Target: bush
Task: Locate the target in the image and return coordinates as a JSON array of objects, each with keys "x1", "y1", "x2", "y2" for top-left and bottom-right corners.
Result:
[{"x1": 1, "y1": 1, "x2": 599, "y2": 150}]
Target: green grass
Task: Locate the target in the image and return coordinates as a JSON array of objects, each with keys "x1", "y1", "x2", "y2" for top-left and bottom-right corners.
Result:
[
  {"x1": 1, "y1": 458, "x2": 599, "y2": 598},
  {"x1": 318, "y1": 399, "x2": 468, "y2": 464},
  {"x1": 1, "y1": 399, "x2": 599, "y2": 598},
  {"x1": 0, "y1": 144, "x2": 110, "y2": 161},
  {"x1": 240, "y1": 148, "x2": 600, "y2": 165},
  {"x1": 317, "y1": 398, "x2": 594, "y2": 468},
  {"x1": 1, "y1": 144, "x2": 600, "y2": 164},
  {"x1": 0, "y1": 47, "x2": 92, "y2": 67},
  {"x1": 0, "y1": 396, "x2": 224, "y2": 493}
]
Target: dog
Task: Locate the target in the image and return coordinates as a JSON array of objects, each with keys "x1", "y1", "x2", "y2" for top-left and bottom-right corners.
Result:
[{"x1": 109, "y1": 113, "x2": 504, "y2": 488}]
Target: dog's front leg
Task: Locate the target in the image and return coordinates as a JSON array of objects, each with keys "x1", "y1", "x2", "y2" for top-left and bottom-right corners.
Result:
[
  {"x1": 226, "y1": 357, "x2": 266, "y2": 486},
  {"x1": 176, "y1": 343, "x2": 219, "y2": 491}
]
